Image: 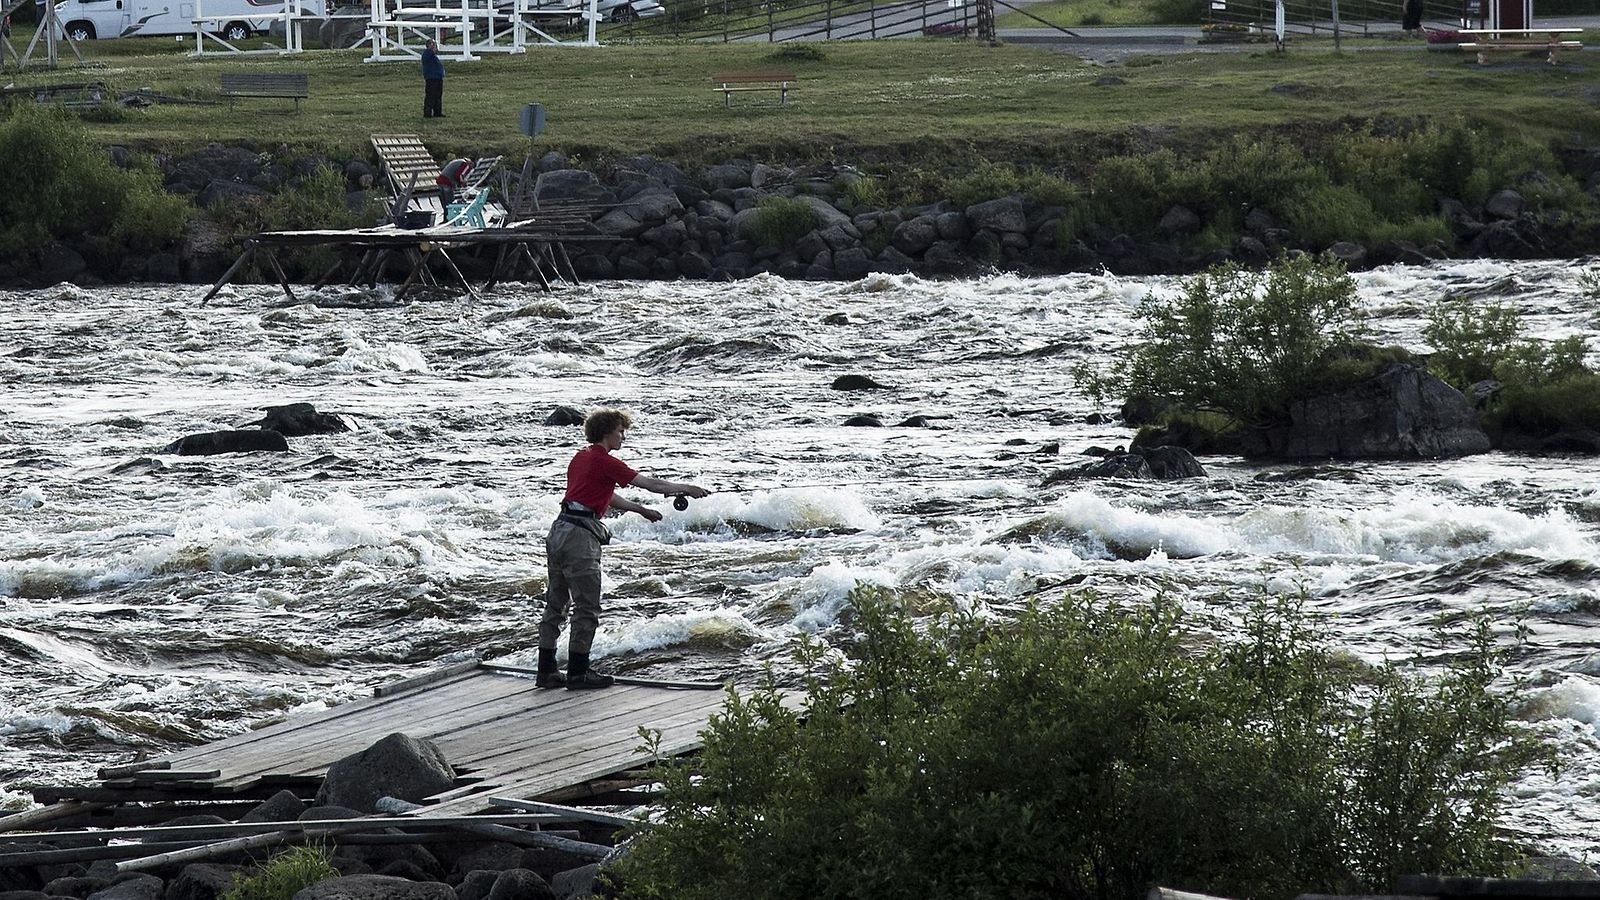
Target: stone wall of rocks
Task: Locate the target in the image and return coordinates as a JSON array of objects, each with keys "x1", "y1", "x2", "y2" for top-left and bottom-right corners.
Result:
[{"x1": 4, "y1": 141, "x2": 1599, "y2": 288}]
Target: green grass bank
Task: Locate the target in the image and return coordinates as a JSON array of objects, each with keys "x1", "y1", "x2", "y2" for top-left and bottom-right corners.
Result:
[{"x1": 4, "y1": 36, "x2": 1599, "y2": 164}]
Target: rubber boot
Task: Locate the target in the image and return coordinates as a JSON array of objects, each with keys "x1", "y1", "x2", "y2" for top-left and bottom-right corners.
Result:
[
  {"x1": 566, "y1": 651, "x2": 614, "y2": 690},
  {"x1": 536, "y1": 647, "x2": 566, "y2": 688}
]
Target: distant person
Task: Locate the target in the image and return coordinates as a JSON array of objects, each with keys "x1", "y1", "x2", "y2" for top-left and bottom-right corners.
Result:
[
  {"x1": 1401, "y1": 0, "x2": 1423, "y2": 36},
  {"x1": 421, "y1": 38, "x2": 444, "y2": 118},
  {"x1": 536, "y1": 408, "x2": 709, "y2": 690}
]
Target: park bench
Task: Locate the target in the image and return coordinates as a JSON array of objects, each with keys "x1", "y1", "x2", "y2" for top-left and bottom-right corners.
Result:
[
  {"x1": 1457, "y1": 27, "x2": 1583, "y2": 65},
  {"x1": 219, "y1": 72, "x2": 309, "y2": 109},
  {"x1": 710, "y1": 71, "x2": 796, "y2": 108}
]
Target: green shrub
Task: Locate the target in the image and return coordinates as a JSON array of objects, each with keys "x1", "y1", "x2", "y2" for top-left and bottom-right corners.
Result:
[
  {"x1": 1487, "y1": 370, "x2": 1600, "y2": 437},
  {"x1": 618, "y1": 585, "x2": 1545, "y2": 900},
  {"x1": 221, "y1": 845, "x2": 338, "y2": 900},
  {"x1": 744, "y1": 195, "x2": 818, "y2": 248},
  {"x1": 947, "y1": 161, "x2": 1023, "y2": 208},
  {"x1": 840, "y1": 174, "x2": 886, "y2": 209},
  {"x1": 0, "y1": 106, "x2": 190, "y2": 259},
  {"x1": 1018, "y1": 170, "x2": 1081, "y2": 208},
  {"x1": 1089, "y1": 149, "x2": 1181, "y2": 234},
  {"x1": 208, "y1": 164, "x2": 375, "y2": 277},
  {"x1": 1579, "y1": 267, "x2": 1600, "y2": 301},
  {"x1": 1126, "y1": 253, "x2": 1362, "y2": 423},
  {"x1": 767, "y1": 43, "x2": 824, "y2": 61},
  {"x1": 1422, "y1": 297, "x2": 1524, "y2": 389}
]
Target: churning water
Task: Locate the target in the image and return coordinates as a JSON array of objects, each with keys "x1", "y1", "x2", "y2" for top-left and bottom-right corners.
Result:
[{"x1": 2, "y1": 260, "x2": 1598, "y2": 855}]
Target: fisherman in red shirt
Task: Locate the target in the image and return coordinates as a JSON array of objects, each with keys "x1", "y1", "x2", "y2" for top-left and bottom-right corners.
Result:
[{"x1": 537, "y1": 408, "x2": 709, "y2": 689}]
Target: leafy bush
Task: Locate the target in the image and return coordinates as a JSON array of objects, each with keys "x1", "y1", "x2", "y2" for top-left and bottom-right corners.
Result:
[
  {"x1": 221, "y1": 845, "x2": 338, "y2": 900},
  {"x1": 1126, "y1": 253, "x2": 1362, "y2": 423},
  {"x1": 1088, "y1": 149, "x2": 1182, "y2": 234},
  {"x1": 744, "y1": 195, "x2": 818, "y2": 248},
  {"x1": 947, "y1": 161, "x2": 1024, "y2": 208},
  {"x1": 0, "y1": 105, "x2": 190, "y2": 259},
  {"x1": 1422, "y1": 297, "x2": 1525, "y2": 389},
  {"x1": 618, "y1": 586, "x2": 1545, "y2": 900},
  {"x1": 207, "y1": 165, "x2": 375, "y2": 276}
]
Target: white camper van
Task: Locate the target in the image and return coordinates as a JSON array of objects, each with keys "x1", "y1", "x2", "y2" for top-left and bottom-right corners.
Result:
[{"x1": 53, "y1": 0, "x2": 325, "y2": 41}]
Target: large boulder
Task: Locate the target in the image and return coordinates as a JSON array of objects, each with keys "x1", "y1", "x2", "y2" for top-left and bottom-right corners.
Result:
[
  {"x1": 35, "y1": 242, "x2": 88, "y2": 284},
  {"x1": 163, "y1": 430, "x2": 289, "y2": 456},
  {"x1": 239, "y1": 790, "x2": 307, "y2": 824},
  {"x1": 86, "y1": 873, "x2": 164, "y2": 900},
  {"x1": 165, "y1": 864, "x2": 240, "y2": 900},
  {"x1": 534, "y1": 170, "x2": 613, "y2": 206},
  {"x1": 313, "y1": 733, "x2": 456, "y2": 813},
  {"x1": 246, "y1": 403, "x2": 349, "y2": 437},
  {"x1": 1248, "y1": 364, "x2": 1490, "y2": 459},
  {"x1": 290, "y1": 875, "x2": 453, "y2": 900},
  {"x1": 965, "y1": 197, "x2": 1027, "y2": 234},
  {"x1": 487, "y1": 869, "x2": 557, "y2": 900}
]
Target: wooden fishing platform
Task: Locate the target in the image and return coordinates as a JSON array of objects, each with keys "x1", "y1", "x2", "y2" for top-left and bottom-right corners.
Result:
[
  {"x1": 201, "y1": 222, "x2": 615, "y2": 306},
  {"x1": 23, "y1": 662, "x2": 736, "y2": 820}
]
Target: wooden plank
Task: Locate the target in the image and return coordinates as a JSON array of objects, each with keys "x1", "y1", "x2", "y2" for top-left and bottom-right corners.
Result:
[
  {"x1": 414, "y1": 698, "x2": 726, "y2": 816},
  {"x1": 192, "y1": 675, "x2": 565, "y2": 784},
  {"x1": 0, "y1": 801, "x2": 108, "y2": 832},
  {"x1": 411, "y1": 695, "x2": 721, "y2": 807},
  {"x1": 483, "y1": 662, "x2": 727, "y2": 690},
  {"x1": 488, "y1": 797, "x2": 644, "y2": 829},
  {"x1": 375, "y1": 660, "x2": 482, "y2": 697},
  {"x1": 0, "y1": 814, "x2": 562, "y2": 844},
  {"x1": 161, "y1": 669, "x2": 519, "y2": 773},
  {"x1": 97, "y1": 760, "x2": 170, "y2": 780},
  {"x1": 156, "y1": 665, "x2": 484, "y2": 767}
]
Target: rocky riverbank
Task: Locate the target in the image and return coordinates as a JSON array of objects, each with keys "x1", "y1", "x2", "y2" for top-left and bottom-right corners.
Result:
[{"x1": 4, "y1": 140, "x2": 1600, "y2": 287}]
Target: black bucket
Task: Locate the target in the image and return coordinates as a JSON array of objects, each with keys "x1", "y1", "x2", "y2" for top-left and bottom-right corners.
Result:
[{"x1": 401, "y1": 210, "x2": 436, "y2": 230}]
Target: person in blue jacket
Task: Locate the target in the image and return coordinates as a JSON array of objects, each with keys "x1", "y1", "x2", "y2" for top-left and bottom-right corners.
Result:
[{"x1": 421, "y1": 39, "x2": 445, "y2": 118}]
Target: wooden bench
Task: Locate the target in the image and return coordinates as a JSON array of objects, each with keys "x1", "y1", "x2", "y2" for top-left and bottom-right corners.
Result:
[
  {"x1": 1457, "y1": 27, "x2": 1583, "y2": 65},
  {"x1": 219, "y1": 72, "x2": 309, "y2": 109},
  {"x1": 710, "y1": 71, "x2": 796, "y2": 108}
]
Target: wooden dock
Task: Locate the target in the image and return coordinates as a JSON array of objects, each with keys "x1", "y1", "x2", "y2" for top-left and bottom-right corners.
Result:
[{"x1": 29, "y1": 662, "x2": 734, "y2": 819}]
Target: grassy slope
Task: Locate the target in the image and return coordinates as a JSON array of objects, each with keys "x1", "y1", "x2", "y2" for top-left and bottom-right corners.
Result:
[{"x1": 3, "y1": 31, "x2": 1599, "y2": 166}]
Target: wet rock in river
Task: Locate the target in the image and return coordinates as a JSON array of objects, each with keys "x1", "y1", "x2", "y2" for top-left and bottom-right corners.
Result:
[
  {"x1": 543, "y1": 406, "x2": 585, "y2": 427},
  {"x1": 163, "y1": 430, "x2": 289, "y2": 456},
  {"x1": 247, "y1": 402, "x2": 349, "y2": 437},
  {"x1": 842, "y1": 415, "x2": 884, "y2": 427},
  {"x1": 831, "y1": 374, "x2": 889, "y2": 391}
]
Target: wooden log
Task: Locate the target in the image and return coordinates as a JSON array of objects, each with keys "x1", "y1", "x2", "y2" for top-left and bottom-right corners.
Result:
[
  {"x1": 0, "y1": 813, "x2": 562, "y2": 844},
  {"x1": 1149, "y1": 889, "x2": 1240, "y2": 900},
  {"x1": 1395, "y1": 877, "x2": 1600, "y2": 898},
  {"x1": 117, "y1": 830, "x2": 301, "y2": 872},
  {"x1": 375, "y1": 797, "x2": 611, "y2": 860},
  {"x1": 487, "y1": 797, "x2": 645, "y2": 829},
  {"x1": 0, "y1": 801, "x2": 108, "y2": 833},
  {"x1": 261, "y1": 247, "x2": 297, "y2": 304},
  {"x1": 97, "y1": 760, "x2": 170, "y2": 780},
  {"x1": 481, "y1": 662, "x2": 725, "y2": 691},
  {"x1": 130, "y1": 770, "x2": 222, "y2": 781},
  {"x1": 200, "y1": 244, "x2": 256, "y2": 305},
  {"x1": 374, "y1": 660, "x2": 483, "y2": 698}
]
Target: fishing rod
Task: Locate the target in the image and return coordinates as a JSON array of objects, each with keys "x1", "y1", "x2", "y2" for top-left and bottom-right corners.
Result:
[{"x1": 664, "y1": 473, "x2": 1019, "y2": 511}]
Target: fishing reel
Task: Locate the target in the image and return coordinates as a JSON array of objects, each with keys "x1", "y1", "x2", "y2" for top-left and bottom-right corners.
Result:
[{"x1": 672, "y1": 495, "x2": 690, "y2": 511}]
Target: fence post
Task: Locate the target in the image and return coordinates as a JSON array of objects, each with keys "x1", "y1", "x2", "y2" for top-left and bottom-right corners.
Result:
[
  {"x1": 870, "y1": 0, "x2": 876, "y2": 37},
  {"x1": 767, "y1": 0, "x2": 772, "y2": 40},
  {"x1": 722, "y1": 0, "x2": 728, "y2": 41},
  {"x1": 827, "y1": 0, "x2": 832, "y2": 37},
  {"x1": 1331, "y1": 0, "x2": 1340, "y2": 49}
]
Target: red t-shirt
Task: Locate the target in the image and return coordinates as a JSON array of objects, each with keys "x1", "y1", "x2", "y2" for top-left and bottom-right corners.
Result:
[{"x1": 563, "y1": 444, "x2": 638, "y2": 517}]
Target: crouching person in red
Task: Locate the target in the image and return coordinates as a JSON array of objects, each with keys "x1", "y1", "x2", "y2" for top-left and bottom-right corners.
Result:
[{"x1": 537, "y1": 408, "x2": 709, "y2": 690}]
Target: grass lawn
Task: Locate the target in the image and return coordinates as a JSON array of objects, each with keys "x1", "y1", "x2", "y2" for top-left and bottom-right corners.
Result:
[
  {"x1": 3, "y1": 28, "x2": 1599, "y2": 166},
  {"x1": 996, "y1": 0, "x2": 1198, "y2": 28}
]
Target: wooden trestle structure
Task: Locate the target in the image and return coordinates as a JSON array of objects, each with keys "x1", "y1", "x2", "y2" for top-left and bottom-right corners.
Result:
[
  {"x1": 0, "y1": 662, "x2": 748, "y2": 871},
  {"x1": 200, "y1": 220, "x2": 615, "y2": 305}
]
